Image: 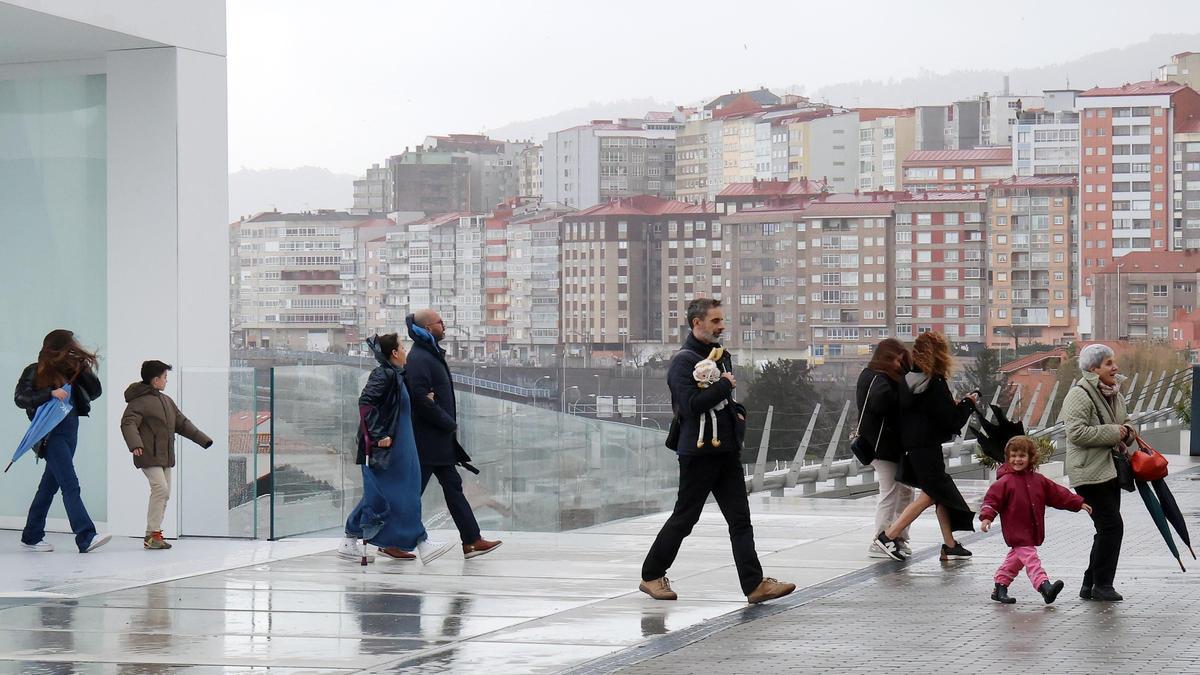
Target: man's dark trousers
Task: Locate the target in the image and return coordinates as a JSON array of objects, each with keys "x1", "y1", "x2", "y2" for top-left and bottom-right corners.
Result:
[
  {"x1": 642, "y1": 452, "x2": 763, "y2": 595},
  {"x1": 421, "y1": 465, "x2": 481, "y2": 544}
]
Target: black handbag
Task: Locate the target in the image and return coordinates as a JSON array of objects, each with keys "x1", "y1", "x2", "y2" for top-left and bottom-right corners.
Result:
[
  {"x1": 849, "y1": 376, "x2": 881, "y2": 465},
  {"x1": 1112, "y1": 447, "x2": 1135, "y2": 493},
  {"x1": 665, "y1": 414, "x2": 681, "y2": 450}
]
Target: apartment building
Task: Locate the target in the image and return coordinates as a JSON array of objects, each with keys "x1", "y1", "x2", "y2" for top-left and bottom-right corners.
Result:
[
  {"x1": 715, "y1": 178, "x2": 827, "y2": 215},
  {"x1": 902, "y1": 148, "x2": 1013, "y2": 192},
  {"x1": 1091, "y1": 251, "x2": 1200, "y2": 341},
  {"x1": 1013, "y1": 90, "x2": 1081, "y2": 177},
  {"x1": 1175, "y1": 120, "x2": 1200, "y2": 249},
  {"x1": 676, "y1": 115, "x2": 709, "y2": 204},
  {"x1": 986, "y1": 175, "x2": 1079, "y2": 348},
  {"x1": 801, "y1": 193, "x2": 907, "y2": 378},
  {"x1": 504, "y1": 203, "x2": 570, "y2": 364},
  {"x1": 1159, "y1": 52, "x2": 1200, "y2": 91},
  {"x1": 894, "y1": 192, "x2": 989, "y2": 347},
  {"x1": 518, "y1": 144, "x2": 544, "y2": 200},
  {"x1": 720, "y1": 199, "x2": 812, "y2": 362},
  {"x1": 560, "y1": 195, "x2": 720, "y2": 354},
  {"x1": 352, "y1": 163, "x2": 393, "y2": 214},
  {"x1": 388, "y1": 134, "x2": 530, "y2": 214},
  {"x1": 857, "y1": 108, "x2": 916, "y2": 191},
  {"x1": 232, "y1": 211, "x2": 365, "y2": 352},
  {"x1": 543, "y1": 113, "x2": 683, "y2": 209}
]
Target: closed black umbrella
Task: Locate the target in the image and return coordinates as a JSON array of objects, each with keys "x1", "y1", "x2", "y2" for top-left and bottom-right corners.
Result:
[
  {"x1": 1151, "y1": 478, "x2": 1196, "y2": 560},
  {"x1": 1137, "y1": 479, "x2": 1186, "y2": 572}
]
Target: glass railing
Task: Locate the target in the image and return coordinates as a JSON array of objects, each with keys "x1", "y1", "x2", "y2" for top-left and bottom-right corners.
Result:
[{"x1": 183, "y1": 363, "x2": 677, "y2": 540}]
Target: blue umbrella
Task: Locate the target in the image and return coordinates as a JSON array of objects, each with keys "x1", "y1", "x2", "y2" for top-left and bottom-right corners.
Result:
[{"x1": 6, "y1": 384, "x2": 73, "y2": 473}]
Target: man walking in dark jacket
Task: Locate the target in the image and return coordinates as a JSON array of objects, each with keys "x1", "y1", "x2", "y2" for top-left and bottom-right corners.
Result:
[
  {"x1": 640, "y1": 298, "x2": 795, "y2": 604},
  {"x1": 405, "y1": 310, "x2": 502, "y2": 559}
]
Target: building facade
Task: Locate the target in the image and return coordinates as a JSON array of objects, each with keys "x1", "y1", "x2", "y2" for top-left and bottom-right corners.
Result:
[
  {"x1": 352, "y1": 163, "x2": 393, "y2": 213},
  {"x1": 560, "y1": 196, "x2": 720, "y2": 355},
  {"x1": 542, "y1": 114, "x2": 682, "y2": 209},
  {"x1": 902, "y1": 148, "x2": 1013, "y2": 192},
  {"x1": 232, "y1": 212, "x2": 366, "y2": 352},
  {"x1": 986, "y1": 176, "x2": 1079, "y2": 348},
  {"x1": 895, "y1": 192, "x2": 989, "y2": 347},
  {"x1": 1091, "y1": 251, "x2": 1200, "y2": 341},
  {"x1": 1013, "y1": 91, "x2": 1081, "y2": 177},
  {"x1": 1159, "y1": 52, "x2": 1200, "y2": 91},
  {"x1": 518, "y1": 144, "x2": 544, "y2": 199},
  {"x1": 857, "y1": 108, "x2": 916, "y2": 192}
]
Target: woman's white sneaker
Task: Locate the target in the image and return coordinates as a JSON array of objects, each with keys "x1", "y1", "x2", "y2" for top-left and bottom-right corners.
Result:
[
  {"x1": 337, "y1": 537, "x2": 375, "y2": 563},
  {"x1": 84, "y1": 533, "x2": 111, "y2": 553},
  {"x1": 417, "y1": 538, "x2": 454, "y2": 565},
  {"x1": 20, "y1": 540, "x2": 53, "y2": 552}
]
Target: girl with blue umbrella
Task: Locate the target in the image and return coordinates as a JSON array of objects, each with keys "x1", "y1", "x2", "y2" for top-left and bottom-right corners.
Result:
[{"x1": 14, "y1": 329, "x2": 110, "y2": 553}]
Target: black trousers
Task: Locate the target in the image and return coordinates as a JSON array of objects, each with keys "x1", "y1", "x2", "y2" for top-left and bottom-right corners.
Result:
[
  {"x1": 1075, "y1": 478, "x2": 1124, "y2": 588},
  {"x1": 421, "y1": 464, "x2": 481, "y2": 544},
  {"x1": 642, "y1": 452, "x2": 763, "y2": 595}
]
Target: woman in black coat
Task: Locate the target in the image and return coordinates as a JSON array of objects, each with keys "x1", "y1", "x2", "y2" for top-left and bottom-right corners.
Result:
[
  {"x1": 872, "y1": 331, "x2": 978, "y2": 561},
  {"x1": 858, "y1": 339, "x2": 914, "y2": 558}
]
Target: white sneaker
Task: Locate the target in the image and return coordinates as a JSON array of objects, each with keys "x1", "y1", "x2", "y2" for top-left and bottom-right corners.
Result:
[
  {"x1": 337, "y1": 537, "x2": 375, "y2": 563},
  {"x1": 20, "y1": 540, "x2": 53, "y2": 552},
  {"x1": 84, "y1": 533, "x2": 111, "y2": 553},
  {"x1": 867, "y1": 545, "x2": 891, "y2": 559},
  {"x1": 897, "y1": 541, "x2": 913, "y2": 557},
  {"x1": 416, "y1": 538, "x2": 454, "y2": 565}
]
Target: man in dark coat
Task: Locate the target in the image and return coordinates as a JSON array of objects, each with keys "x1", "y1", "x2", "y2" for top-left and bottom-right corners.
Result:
[
  {"x1": 405, "y1": 309, "x2": 501, "y2": 559},
  {"x1": 639, "y1": 298, "x2": 795, "y2": 604}
]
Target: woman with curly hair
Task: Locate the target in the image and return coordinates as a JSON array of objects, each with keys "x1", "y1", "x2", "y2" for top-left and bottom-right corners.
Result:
[
  {"x1": 14, "y1": 329, "x2": 110, "y2": 553},
  {"x1": 872, "y1": 331, "x2": 978, "y2": 561}
]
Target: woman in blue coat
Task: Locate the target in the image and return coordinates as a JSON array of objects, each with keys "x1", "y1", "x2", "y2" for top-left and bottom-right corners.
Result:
[{"x1": 339, "y1": 333, "x2": 453, "y2": 565}]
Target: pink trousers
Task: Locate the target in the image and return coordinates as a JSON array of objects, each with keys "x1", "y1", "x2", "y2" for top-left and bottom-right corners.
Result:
[{"x1": 994, "y1": 545, "x2": 1049, "y2": 589}]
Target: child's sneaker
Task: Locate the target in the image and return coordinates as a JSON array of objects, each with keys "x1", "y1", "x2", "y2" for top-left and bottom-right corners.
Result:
[
  {"x1": 144, "y1": 531, "x2": 172, "y2": 550},
  {"x1": 871, "y1": 531, "x2": 905, "y2": 561},
  {"x1": 991, "y1": 582, "x2": 1016, "y2": 604},
  {"x1": 940, "y1": 541, "x2": 972, "y2": 560},
  {"x1": 1039, "y1": 580, "x2": 1065, "y2": 604}
]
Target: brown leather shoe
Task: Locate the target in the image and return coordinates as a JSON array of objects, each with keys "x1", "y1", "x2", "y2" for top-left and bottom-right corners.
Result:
[
  {"x1": 747, "y1": 577, "x2": 796, "y2": 604},
  {"x1": 378, "y1": 547, "x2": 416, "y2": 561},
  {"x1": 463, "y1": 538, "x2": 502, "y2": 559},
  {"x1": 639, "y1": 577, "x2": 678, "y2": 601}
]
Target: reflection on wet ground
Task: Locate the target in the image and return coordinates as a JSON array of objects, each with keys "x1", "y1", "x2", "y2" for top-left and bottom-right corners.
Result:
[{"x1": 0, "y1": 495, "x2": 949, "y2": 674}]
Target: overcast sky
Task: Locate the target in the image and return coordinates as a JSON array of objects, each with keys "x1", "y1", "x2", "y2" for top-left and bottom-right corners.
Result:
[{"x1": 227, "y1": 0, "x2": 1200, "y2": 175}]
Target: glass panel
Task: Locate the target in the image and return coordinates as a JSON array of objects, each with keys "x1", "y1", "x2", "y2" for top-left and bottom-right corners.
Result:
[{"x1": 0, "y1": 75, "x2": 106, "y2": 525}]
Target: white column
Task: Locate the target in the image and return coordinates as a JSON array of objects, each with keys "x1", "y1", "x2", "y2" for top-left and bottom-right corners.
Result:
[{"x1": 106, "y1": 46, "x2": 229, "y2": 538}]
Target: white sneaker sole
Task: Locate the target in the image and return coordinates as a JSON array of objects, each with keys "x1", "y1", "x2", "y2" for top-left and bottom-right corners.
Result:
[
  {"x1": 870, "y1": 540, "x2": 904, "y2": 561},
  {"x1": 84, "y1": 534, "x2": 111, "y2": 553},
  {"x1": 20, "y1": 543, "x2": 53, "y2": 552},
  {"x1": 337, "y1": 549, "x2": 375, "y2": 563}
]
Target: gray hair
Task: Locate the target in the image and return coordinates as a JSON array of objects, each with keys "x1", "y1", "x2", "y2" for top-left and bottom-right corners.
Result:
[{"x1": 1078, "y1": 344, "x2": 1115, "y2": 372}]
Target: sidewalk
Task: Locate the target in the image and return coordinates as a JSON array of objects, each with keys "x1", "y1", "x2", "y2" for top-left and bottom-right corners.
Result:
[
  {"x1": 2, "y1": 460, "x2": 1195, "y2": 673},
  {"x1": 586, "y1": 462, "x2": 1200, "y2": 675},
  {"x1": 0, "y1": 490, "x2": 944, "y2": 673}
]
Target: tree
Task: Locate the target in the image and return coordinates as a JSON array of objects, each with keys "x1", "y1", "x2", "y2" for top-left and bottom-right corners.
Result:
[
  {"x1": 1049, "y1": 342, "x2": 1081, "y2": 422},
  {"x1": 963, "y1": 348, "x2": 1006, "y2": 404},
  {"x1": 739, "y1": 359, "x2": 831, "y2": 464}
]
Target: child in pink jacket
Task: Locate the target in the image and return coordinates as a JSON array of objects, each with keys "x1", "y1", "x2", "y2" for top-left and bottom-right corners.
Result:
[{"x1": 979, "y1": 436, "x2": 1093, "y2": 604}]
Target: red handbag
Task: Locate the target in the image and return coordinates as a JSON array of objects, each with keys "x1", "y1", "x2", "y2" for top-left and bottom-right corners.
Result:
[{"x1": 1131, "y1": 436, "x2": 1169, "y2": 481}]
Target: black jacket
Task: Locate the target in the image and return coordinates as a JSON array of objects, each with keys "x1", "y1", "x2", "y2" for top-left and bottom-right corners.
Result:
[
  {"x1": 668, "y1": 333, "x2": 739, "y2": 455},
  {"x1": 357, "y1": 336, "x2": 406, "y2": 466},
  {"x1": 897, "y1": 370, "x2": 974, "y2": 452},
  {"x1": 14, "y1": 363, "x2": 102, "y2": 420},
  {"x1": 854, "y1": 368, "x2": 903, "y2": 463},
  {"x1": 404, "y1": 316, "x2": 458, "y2": 466}
]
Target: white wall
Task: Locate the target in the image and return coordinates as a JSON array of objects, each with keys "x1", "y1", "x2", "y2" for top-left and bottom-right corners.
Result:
[{"x1": 106, "y1": 46, "x2": 230, "y2": 538}]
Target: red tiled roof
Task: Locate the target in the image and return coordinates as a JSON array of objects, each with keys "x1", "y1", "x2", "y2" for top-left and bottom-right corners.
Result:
[
  {"x1": 799, "y1": 194, "x2": 909, "y2": 217},
  {"x1": 1079, "y1": 81, "x2": 1187, "y2": 97},
  {"x1": 856, "y1": 107, "x2": 914, "y2": 122},
  {"x1": 717, "y1": 178, "x2": 828, "y2": 198},
  {"x1": 999, "y1": 348, "x2": 1067, "y2": 374},
  {"x1": 410, "y1": 212, "x2": 471, "y2": 226},
  {"x1": 712, "y1": 93, "x2": 768, "y2": 120},
  {"x1": 992, "y1": 175, "x2": 1078, "y2": 188},
  {"x1": 1094, "y1": 251, "x2": 1200, "y2": 275},
  {"x1": 904, "y1": 191, "x2": 987, "y2": 202},
  {"x1": 567, "y1": 195, "x2": 715, "y2": 218},
  {"x1": 904, "y1": 148, "x2": 1012, "y2": 165}
]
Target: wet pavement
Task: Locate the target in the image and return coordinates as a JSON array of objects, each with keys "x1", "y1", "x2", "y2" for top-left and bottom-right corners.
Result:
[
  {"x1": 589, "y1": 461, "x2": 1200, "y2": 675},
  {"x1": 2, "y1": 457, "x2": 1196, "y2": 674}
]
